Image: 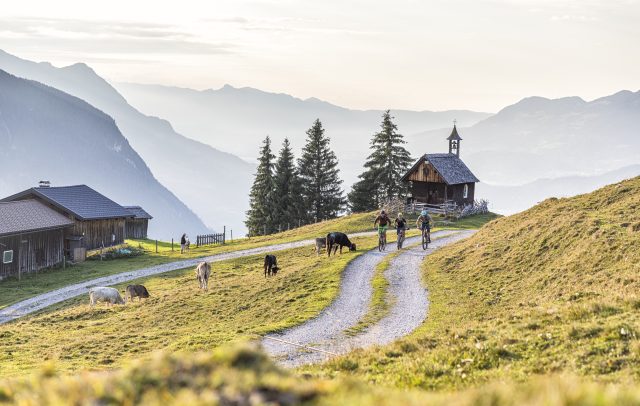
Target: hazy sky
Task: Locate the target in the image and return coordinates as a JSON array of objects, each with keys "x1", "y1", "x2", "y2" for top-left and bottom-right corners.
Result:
[{"x1": 1, "y1": 0, "x2": 638, "y2": 112}]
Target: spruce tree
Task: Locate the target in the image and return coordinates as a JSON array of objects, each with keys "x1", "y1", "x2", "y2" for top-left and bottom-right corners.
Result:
[
  {"x1": 273, "y1": 138, "x2": 303, "y2": 231},
  {"x1": 348, "y1": 110, "x2": 413, "y2": 210},
  {"x1": 347, "y1": 173, "x2": 378, "y2": 212},
  {"x1": 298, "y1": 119, "x2": 346, "y2": 222},
  {"x1": 245, "y1": 136, "x2": 276, "y2": 236}
]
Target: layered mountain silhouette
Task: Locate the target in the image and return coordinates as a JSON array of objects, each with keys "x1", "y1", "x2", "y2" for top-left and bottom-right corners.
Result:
[
  {"x1": 408, "y1": 92, "x2": 640, "y2": 185},
  {"x1": 0, "y1": 50, "x2": 254, "y2": 235},
  {"x1": 477, "y1": 164, "x2": 640, "y2": 214},
  {"x1": 0, "y1": 69, "x2": 208, "y2": 239},
  {"x1": 114, "y1": 82, "x2": 492, "y2": 185}
]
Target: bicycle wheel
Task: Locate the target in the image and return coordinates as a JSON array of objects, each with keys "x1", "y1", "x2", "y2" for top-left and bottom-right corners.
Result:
[
  {"x1": 378, "y1": 236, "x2": 383, "y2": 252},
  {"x1": 422, "y1": 232, "x2": 428, "y2": 250}
]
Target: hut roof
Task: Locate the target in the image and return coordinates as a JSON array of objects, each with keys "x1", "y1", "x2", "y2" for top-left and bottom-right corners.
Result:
[
  {"x1": 2, "y1": 185, "x2": 132, "y2": 221},
  {"x1": 401, "y1": 153, "x2": 479, "y2": 185},
  {"x1": 123, "y1": 206, "x2": 153, "y2": 220},
  {"x1": 0, "y1": 200, "x2": 74, "y2": 236}
]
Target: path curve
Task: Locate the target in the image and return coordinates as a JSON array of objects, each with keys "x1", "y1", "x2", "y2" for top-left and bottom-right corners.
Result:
[
  {"x1": 263, "y1": 230, "x2": 475, "y2": 367},
  {"x1": 0, "y1": 231, "x2": 377, "y2": 325}
]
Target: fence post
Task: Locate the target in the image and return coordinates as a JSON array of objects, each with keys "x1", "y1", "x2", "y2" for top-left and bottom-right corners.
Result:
[
  {"x1": 231, "y1": 229, "x2": 233, "y2": 242},
  {"x1": 171, "y1": 238, "x2": 174, "y2": 252},
  {"x1": 155, "y1": 239, "x2": 158, "y2": 253},
  {"x1": 223, "y1": 226, "x2": 226, "y2": 244}
]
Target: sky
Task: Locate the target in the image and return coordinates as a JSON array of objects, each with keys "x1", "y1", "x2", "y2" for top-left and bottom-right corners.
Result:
[{"x1": 0, "y1": 0, "x2": 639, "y2": 112}]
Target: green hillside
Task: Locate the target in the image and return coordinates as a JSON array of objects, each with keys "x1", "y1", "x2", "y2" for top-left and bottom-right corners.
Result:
[
  {"x1": 309, "y1": 177, "x2": 640, "y2": 389},
  {"x1": 3, "y1": 343, "x2": 640, "y2": 406}
]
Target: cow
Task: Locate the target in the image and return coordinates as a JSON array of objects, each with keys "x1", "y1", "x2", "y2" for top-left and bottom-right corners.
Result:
[
  {"x1": 125, "y1": 284, "x2": 150, "y2": 302},
  {"x1": 89, "y1": 287, "x2": 125, "y2": 306},
  {"x1": 314, "y1": 237, "x2": 327, "y2": 255},
  {"x1": 195, "y1": 261, "x2": 211, "y2": 291},
  {"x1": 326, "y1": 232, "x2": 357, "y2": 257},
  {"x1": 264, "y1": 255, "x2": 279, "y2": 277}
]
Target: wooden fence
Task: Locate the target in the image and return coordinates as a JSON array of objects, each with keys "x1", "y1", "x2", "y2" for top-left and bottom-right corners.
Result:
[
  {"x1": 405, "y1": 201, "x2": 459, "y2": 217},
  {"x1": 196, "y1": 233, "x2": 225, "y2": 247}
]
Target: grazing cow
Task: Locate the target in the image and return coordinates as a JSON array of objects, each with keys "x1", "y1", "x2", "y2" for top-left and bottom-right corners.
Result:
[
  {"x1": 125, "y1": 284, "x2": 150, "y2": 302},
  {"x1": 264, "y1": 255, "x2": 280, "y2": 277},
  {"x1": 326, "y1": 232, "x2": 357, "y2": 257},
  {"x1": 314, "y1": 237, "x2": 327, "y2": 256},
  {"x1": 89, "y1": 287, "x2": 125, "y2": 306},
  {"x1": 195, "y1": 261, "x2": 211, "y2": 291}
]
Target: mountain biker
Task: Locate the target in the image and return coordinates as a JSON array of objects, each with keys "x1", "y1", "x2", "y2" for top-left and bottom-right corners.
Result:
[
  {"x1": 416, "y1": 209, "x2": 432, "y2": 243},
  {"x1": 394, "y1": 212, "x2": 407, "y2": 235},
  {"x1": 374, "y1": 210, "x2": 390, "y2": 244}
]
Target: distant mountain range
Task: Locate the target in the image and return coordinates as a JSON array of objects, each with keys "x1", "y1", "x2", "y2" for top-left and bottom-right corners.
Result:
[
  {"x1": 114, "y1": 82, "x2": 492, "y2": 186},
  {"x1": 478, "y1": 164, "x2": 640, "y2": 215},
  {"x1": 2, "y1": 49, "x2": 638, "y2": 225},
  {"x1": 0, "y1": 50, "x2": 254, "y2": 235},
  {"x1": 408, "y1": 91, "x2": 640, "y2": 185},
  {"x1": 0, "y1": 69, "x2": 208, "y2": 239}
]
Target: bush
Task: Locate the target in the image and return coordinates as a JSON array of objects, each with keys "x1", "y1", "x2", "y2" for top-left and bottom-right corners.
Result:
[
  {"x1": 460, "y1": 200, "x2": 489, "y2": 218},
  {"x1": 88, "y1": 245, "x2": 144, "y2": 261}
]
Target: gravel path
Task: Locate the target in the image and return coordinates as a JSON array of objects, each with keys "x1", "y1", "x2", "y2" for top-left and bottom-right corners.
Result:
[
  {"x1": 0, "y1": 231, "x2": 378, "y2": 325},
  {"x1": 262, "y1": 229, "x2": 474, "y2": 367}
]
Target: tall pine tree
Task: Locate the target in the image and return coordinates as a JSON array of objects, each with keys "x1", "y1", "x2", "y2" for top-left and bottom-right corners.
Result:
[
  {"x1": 273, "y1": 138, "x2": 304, "y2": 231},
  {"x1": 298, "y1": 119, "x2": 346, "y2": 222},
  {"x1": 348, "y1": 110, "x2": 413, "y2": 211},
  {"x1": 245, "y1": 136, "x2": 276, "y2": 236}
]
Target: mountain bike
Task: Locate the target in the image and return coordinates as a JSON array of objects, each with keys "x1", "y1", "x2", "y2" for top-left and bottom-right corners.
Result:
[
  {"x1": 378, "y1": 228, "x2": 387, "y2": 252},
  {"x1": 421, "y1": 225, "x2": 430, "y2": 250},
  {"x1": 397, "y1": 227, "x2": 406, "y2": 250}
]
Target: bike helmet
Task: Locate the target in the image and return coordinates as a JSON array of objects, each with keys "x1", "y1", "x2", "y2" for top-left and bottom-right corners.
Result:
[
  {"x1": 420, "y1": 209, "x2": 428, "y2": 216},
  {"x1": 397, "y1": 212, "x2": 403, "y2": 217},
  {"x1": 381, "y1": 209, "x2": 386, "y2": 214}
]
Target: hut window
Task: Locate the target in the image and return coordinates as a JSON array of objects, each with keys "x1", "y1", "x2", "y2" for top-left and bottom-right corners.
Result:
[
  {"x1": 463, "y1": 184, "x2": 469, "y2": 199},
  {"x1": 2, "y1": 250, "x2": 13, "y2": 264}
]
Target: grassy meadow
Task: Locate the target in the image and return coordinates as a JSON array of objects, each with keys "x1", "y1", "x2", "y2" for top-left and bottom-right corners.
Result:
[
  {"x1": 0, "y1": 211, "x2": 379, "y2": 309},
  {"x1": 304, "y1": 177, "x2": 640, "y2": 392},
  {"x1": 0, "y1": 234, "x2": 386, "y2": 377}
]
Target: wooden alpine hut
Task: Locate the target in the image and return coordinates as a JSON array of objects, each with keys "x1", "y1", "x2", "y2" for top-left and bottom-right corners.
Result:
[
  {"x1": 123, "y1": 206, "x2": 153, "y2": 239},
  {"x1": 2, "y1": 184, "x2": 133, "y2": 255},
  {"x1": 0, "y1": 200, "x2": 74, "y2": 280},
  {"x1": 401, "y1": 124, "x2": 479, "y2": 207}
]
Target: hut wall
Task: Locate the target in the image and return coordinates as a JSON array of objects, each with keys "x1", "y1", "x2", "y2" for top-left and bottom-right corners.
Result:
[
  {"x1": 125, "y1": 219, "x2": 149, "y2": 239},
  {"x1": 406, "y1": 161, "x2": 446, "y2": 183},
  {"x1": 0, "y1": 229, "x2": 66, "y2": 280},
  {"x1": 448, "y1": 183, "x2": 475, "y2": 206},
  {"x1": 70, "y1": 219, "x2": 126, "y2": 250},
  {"x1": 410, "y1": 182, "x2": 447, "y2": 203}
]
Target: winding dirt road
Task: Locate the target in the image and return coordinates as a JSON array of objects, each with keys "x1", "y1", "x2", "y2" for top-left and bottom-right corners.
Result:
[{"x1": 262, "y1": 229, "x2": 476, "y2": 367}]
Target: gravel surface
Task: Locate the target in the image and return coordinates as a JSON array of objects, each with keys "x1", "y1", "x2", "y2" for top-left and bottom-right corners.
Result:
[
  {"x1": 0, "y1": 231, "x2": 378, "y2": 325},
  {"x1": 262, "y1": 230, "x2": 475, "y2": 367}
]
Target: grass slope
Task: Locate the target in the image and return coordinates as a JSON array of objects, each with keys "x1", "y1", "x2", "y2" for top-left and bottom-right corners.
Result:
[
  {"x1": 2, "y1": 343, "x2": 640, "y2": 405},
  {"x1": 0, "y1": 212, "x2": 378, "y2": 309},
  {"x1": 307, "y1": 177, "x2": 640, "y2": 390},
  {"x1": 0, "y1": 237, "x2": 373, "y2": 377}
]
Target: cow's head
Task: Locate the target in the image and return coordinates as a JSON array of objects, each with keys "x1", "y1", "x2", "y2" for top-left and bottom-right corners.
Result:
[{"x1": 350, "y1": 243, "x2": 357, "y2": 252}]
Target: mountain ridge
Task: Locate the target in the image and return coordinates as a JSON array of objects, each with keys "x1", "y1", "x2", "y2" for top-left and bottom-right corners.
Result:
[
  {"x1": 0, "y1": 50, "x2": 254, "y2": 234},
  {"x1": 0, "y1": 69, "x2": 209, "y2": 239}
]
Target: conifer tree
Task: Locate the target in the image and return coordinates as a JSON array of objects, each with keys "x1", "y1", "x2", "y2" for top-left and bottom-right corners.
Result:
[
  {"x1": 245, "y1": 136, "x2": 276, "y2": 235},
  {"x1": 273, "y1": 138, "x2": 304, "y2": 230},
  {"x1": 348, "y1": 110, "x2": 413, "y2": 210},
  {"x1": 298, "y1": 119, "x2": 346, "y2": 222}
]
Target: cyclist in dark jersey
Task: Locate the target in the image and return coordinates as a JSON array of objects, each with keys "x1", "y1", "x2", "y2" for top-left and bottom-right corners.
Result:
[
  {"x1": 374, "y1": 210, "x2": 390, "y2": 244},
  {"x1": 394, "y1": 213, "x2": 407, "y2": 235}
]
